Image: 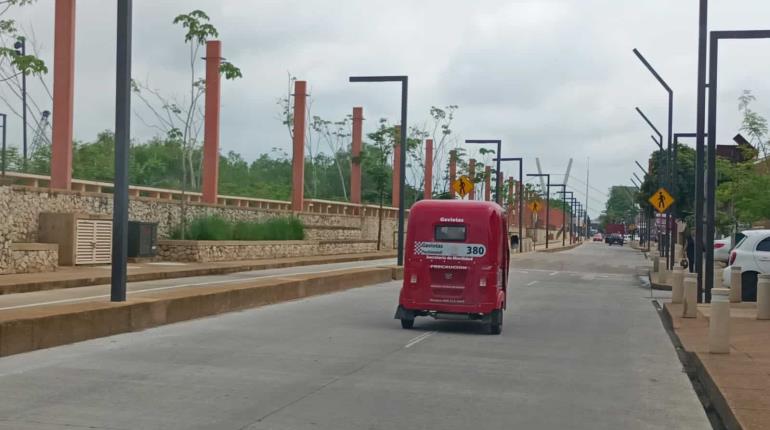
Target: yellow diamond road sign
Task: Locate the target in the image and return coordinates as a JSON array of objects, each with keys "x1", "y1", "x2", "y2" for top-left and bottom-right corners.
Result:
[
  {"x1": 648, "y1": 187, "x2": 675, "y2": 213},
  {"x1": 528, "y1": 199, "x2": 542, "y2": 212},
  {"x1": 452, "y1": 175, "x2": 474, "y2": 198}
]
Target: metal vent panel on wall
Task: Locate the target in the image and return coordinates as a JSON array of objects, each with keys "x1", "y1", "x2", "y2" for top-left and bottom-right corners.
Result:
[{"x1": 75, "y1": 219, "x2": 113, "y2": 265}]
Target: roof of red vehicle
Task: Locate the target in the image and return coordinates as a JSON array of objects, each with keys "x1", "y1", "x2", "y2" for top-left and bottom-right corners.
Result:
[{"x1": 409, "y1": 199, "x2": 504, "y2": 217}]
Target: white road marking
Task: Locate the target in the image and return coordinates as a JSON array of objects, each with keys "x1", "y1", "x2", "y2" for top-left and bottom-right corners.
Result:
[
  {"x1": 526, "y1": 281, "x2": 538, "y2": 286},
  {"x1": 549, "y1": 271, "x2": 559, "y2": 276},
  {"x1": 0, "y1": 262, "x2": 392, "y2": 311},
  {"x1": 405, "y1": 331, "x2": 436, "y2": 349}
]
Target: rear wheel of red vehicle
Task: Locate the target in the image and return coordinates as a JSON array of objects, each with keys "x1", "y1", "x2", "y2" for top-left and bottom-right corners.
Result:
[
  {"x1": 488, "y1": 309, "x2": 502, "y2": 335},
  {"x1": 400, "y1": 318, "x2": 415, "y2": 329}
]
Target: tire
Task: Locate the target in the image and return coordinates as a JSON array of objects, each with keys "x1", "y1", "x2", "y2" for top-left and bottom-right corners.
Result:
[
  {"x1": 742, "y1": 271, "x2": 759, "y2": 302},
  {"x1": 488, "y1": 309, "x2": 502, "y2": 335},
  {"x1": 400, "y1": 318, "x2": 414, "y2": 329}
]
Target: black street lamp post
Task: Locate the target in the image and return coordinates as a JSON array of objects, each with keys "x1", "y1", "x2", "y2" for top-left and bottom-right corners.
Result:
[
  {"x1": 634, "y1": 48, "x2": 674, "y2": 268},
  {"x1": 527, "y1": 173, "x2": 550, "y2": 249},
  {"x1": 636, "y1": 106, "x2": 667, "y2": 257},
  {"x1": 349, "y1": 75, "x2": 408, "y2": 266},
  {"x1": 704, "y1": 30, "x2": 770, "y2": 302},
  {"x1": 498, "y1": 157, "x2": 523, "y2": 253},
  {"x1": 111, "y1": 0, "x2": 132, "y2": 302},
  {"x1": 14, "y1": 38, "x2": 27, "y2": 166}
]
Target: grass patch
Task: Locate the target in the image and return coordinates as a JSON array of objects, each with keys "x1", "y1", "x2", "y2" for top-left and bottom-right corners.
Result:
[{"x1": 171, "y1": 216, "x2": 304, "y2": 241}]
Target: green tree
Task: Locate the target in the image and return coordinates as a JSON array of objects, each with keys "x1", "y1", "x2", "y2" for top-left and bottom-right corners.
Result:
[{"x1": 604, "y1": 186, "x2": 637, "y2": 226}]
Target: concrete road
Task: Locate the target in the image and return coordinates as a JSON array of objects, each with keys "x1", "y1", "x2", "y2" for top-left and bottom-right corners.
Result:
[{"x1": 0, "y1": 243, "x2": 710, "y2": 429}]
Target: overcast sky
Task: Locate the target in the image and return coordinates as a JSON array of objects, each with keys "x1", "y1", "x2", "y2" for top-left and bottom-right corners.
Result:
[{"x1": 7, "y1": 0, "x2": 770, "y2": 216}]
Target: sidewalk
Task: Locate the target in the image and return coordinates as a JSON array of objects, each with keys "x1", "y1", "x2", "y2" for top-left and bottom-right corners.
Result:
[
  {"x1": 664, "y1": 302, "x2": 770, "y2": 430},
  {"x1": 534, "y1": 239, "x2": 585, "y2": 253},
  {"x1": 0, "y1": 251, "x2": 397, "y2": 295}
]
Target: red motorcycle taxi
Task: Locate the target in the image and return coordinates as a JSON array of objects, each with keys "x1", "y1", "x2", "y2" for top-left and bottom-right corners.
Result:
[{"x1": 394, "y1": 200, "x2": 510, "y2": 334}]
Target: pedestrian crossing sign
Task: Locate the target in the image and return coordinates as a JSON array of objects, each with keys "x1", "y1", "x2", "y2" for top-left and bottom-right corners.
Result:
[
  {"x1": 648, "y1": 187, "x2": 674, "y2": 213},
  {"x1": 452, "y1": 175, "x2": 474, "y2": 198}
]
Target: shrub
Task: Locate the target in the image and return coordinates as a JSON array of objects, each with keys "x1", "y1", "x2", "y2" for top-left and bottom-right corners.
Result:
[{"x1": 171, "y1": 215, "x2": 304, "y2": 241}]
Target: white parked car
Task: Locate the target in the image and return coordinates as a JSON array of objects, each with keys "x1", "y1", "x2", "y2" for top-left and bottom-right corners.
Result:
[
  {"x1": 722, "y1": 229, "x2": 770, "y2": 301},
  {"x1": 714, "y1": 236, "x2": 733, "y2": 262}
]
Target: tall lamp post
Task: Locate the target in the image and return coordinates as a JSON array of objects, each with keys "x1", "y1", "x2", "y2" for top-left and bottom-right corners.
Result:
[
  {"x1": 551, "y1": 184, "x2": 567, "y2": 247},
  {"x1": 111, "y1": 0, "x2": 132, "y2": 302},
  {"x1": 349, "y1": 75, "x2": 408, "y2": 266},
  {"x1": 527, "y1": 173, "x2": 550, "y2": 249},
  {"x1": 13, "y1": 38, "x2": 27, "y2": 165},
  {"x1": 704, "y1": 30, "x2": 770, "y2": 302},
  {"x1": 634, "y1": 48, "x2": 674, "y2": 268},
  {"x1": 465, "y1": 139, "x2": 502, "y2": 204},
  {"x1": 636, "y1": 106, "x2": 667, "y2": 256},
  {"x1": 498, "y1": 157, "x2": 523, "y2": 252},
  {"x1": 558, "y1": 191, "x2": 575, "y2": 244},
  {"x1": 0, "y1": 113, "x2": 6, "y2": 177}
]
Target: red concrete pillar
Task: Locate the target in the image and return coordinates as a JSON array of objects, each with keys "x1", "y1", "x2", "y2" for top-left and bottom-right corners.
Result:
[
  {"x1": 50, "y1": 0, "x2": 77, "y2": 190},
  {"x1": 201, "y1": 40, "x2": 222, "y2": 204},
  {"x1": 350, "y1": 107, "x2": 363, "y2": 204},
  {"x1": 449, "y1": 151, "x2": 457, "y2": 199},
  {"x1": 291, "y1": 80, "x2": 307, "y2": 212},
  {"x1": 484, "y1": 166, "x2": 491, "y2": 201},
  {"x1": 424, "y1": 139, "x2": 433, "y2": 200},
  {"x1": 508, "y1": 177, "x2": 514, "y2": 222},
  {"x1": 469, "y1": 159, "x2": 476, "y2": 200},
  {"x1": 392, "y1": 126, "x2": 401, "y2": 208}
]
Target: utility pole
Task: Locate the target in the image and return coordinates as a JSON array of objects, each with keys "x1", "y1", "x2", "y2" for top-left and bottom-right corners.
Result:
[{"x1": 585, "y1": 157, "x2": 590, "y2": 236}]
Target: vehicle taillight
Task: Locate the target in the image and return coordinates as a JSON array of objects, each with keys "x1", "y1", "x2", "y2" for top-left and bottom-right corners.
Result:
[
  {"x1": 479, "y1": 277, "x2": 487, "y2": 287},
  {"x1": 714, "y1": 243, "x2": 725, "y2": 249},
  {"x1": 410, "y1": 274, "x2": 418, "y2": 284},
  {"x1": 729, "y1": 251, "x2": 737, "y2": 266}
]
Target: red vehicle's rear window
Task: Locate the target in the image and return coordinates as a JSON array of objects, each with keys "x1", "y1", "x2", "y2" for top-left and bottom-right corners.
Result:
[{"x1": 434, "y1": 225, "x2": 466, "y2": 242}]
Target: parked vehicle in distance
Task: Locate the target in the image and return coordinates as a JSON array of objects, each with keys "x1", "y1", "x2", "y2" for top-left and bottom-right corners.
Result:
[
  {"x1": 607, "y1": 234, "x2": 624, "y2": 246},
  {"x1": 714, "y1": 232, "x2": 746, "y2": 262},
  {"x1": 722, "y1": 229, "x2": 770, "y2": 301},
  {"x1": 395, "y1": 200, "x2": 509, "y2": 334},
  {"x1": 593, "y1": 233, "x2": 603, "y2": 242}
]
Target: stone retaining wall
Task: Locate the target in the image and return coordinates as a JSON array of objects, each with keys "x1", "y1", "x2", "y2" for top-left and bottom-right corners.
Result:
[
  {"x1": 157, "y1": 240, "x2": 379, "y2": 263},
  {"x1": 0, "y1": 185, "x2": 400, "y2": 274},
  {"x1": 9, "y1": 243, "x2": 58, "y2": 274}
]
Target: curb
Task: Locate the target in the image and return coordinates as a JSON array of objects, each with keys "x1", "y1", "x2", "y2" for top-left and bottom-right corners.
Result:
[
  {"x1": 0, "y1": 267, "x2": 395, "y2": 357},
  {"x1": 660, "y1": 304, "x2": 736, "y2": 430},
  {"x1": 536, "y1": 242, "x2": 585, "y2": 253},
  {"x1": 0, "y1": 252, "x2": 397, "y2": 296}
]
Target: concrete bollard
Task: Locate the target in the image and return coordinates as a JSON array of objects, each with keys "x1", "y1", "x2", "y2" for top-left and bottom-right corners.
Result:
[
  {"x1": 683, "y1": 273, "x2": 698, "y2": 318},
  {"x1": 671, "y1": 268, "x2": 684, "y2": 304},
  {"x1": 652, "y1": 253, "x2": 660, "y2": 273},
  {"x1": 659, "y1": 257, "x2": 670, "y2": 285},
  {"x1": 729, "y1": 266, "x2": 742, "y2": 303},
  {"x1": 709, "y1": 288, "x2": 730, "y2": 354},
  {"x1": 757, "y1": 274, "x2": 770, "y2": 320}
]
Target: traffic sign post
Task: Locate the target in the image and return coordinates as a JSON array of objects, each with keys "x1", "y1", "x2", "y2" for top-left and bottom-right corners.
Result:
[
  {"x1": 528, "y1": 199, "x2": 542, "y2": 213},
  {"x1": 648, "y1": 187, "x2": 674, "y2": 214},
  {"x1": 452, "y1": 175, "x2": 474, "y2": 199}
]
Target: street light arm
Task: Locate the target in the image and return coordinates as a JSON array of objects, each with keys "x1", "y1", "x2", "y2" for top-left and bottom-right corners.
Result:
[
  {"x1": 634, "y1": 161, "x2": 648, "y2": 176},
  {"x1": 632, "y1": 48, "x2": 673, "y2": 94},
  {"x1": 635, "y1": 107, "x2": 663, "y2": 141},
  {"x1": 349, "y1": 76, "x2": 407, "y2": 83}
]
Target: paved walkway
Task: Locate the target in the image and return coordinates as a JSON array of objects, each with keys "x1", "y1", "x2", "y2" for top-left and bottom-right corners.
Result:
[
  {"x1": 666, "y1": 301, "x2": 770, "y2": 429},
  {"x1": 0, "y1": 252, "x2": 397, "y2": 295},
  {"x1": 0, "y1": 258, "x2": 396, "y2": 312}
]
